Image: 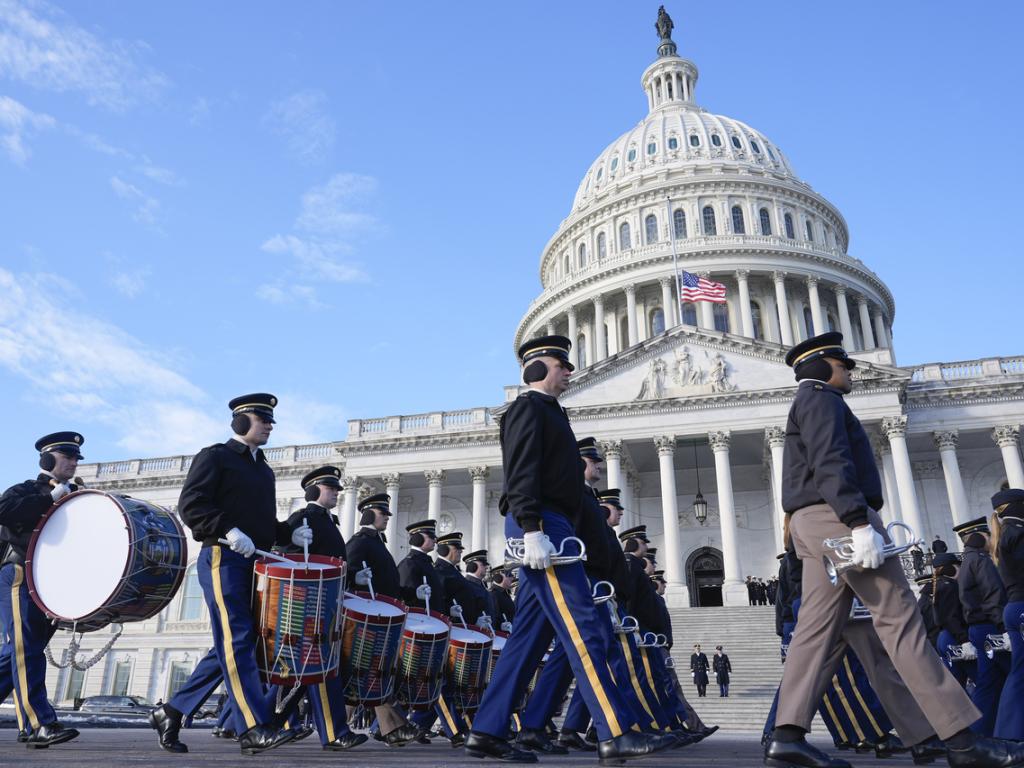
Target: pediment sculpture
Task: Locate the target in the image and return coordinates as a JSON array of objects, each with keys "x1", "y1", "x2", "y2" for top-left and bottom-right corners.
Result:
[{"x1": 635, "y1": 347, "x2": 736, "y2": 401}]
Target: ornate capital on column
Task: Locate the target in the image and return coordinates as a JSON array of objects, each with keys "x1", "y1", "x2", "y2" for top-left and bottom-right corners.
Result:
[
  {"x1": 593, "y1": 293, "x2": 604, "y2": 309},
  {"x1": 653, "y1": 435, "x2": 676, "y2": 456},
  {"x1": 624, "y1": 283, "x2": 636, "y2": 298},
  {"x1": 277, "y1": 498, "x2": 293, "y2": 514},
  {"x1": 764, "y1": 426, "x2": 786, "y2": 450},
  {"x1": 734, "y1": 269, "x2": 749, "y2": 281},
  {"x1": 341, "y1": 475, "x2": 360, "y2": 492},
  {"x1": 933, "y1": 430, "x2": 959, "y2": 451},
  {"x1": 708, "y1": 430, "x2": 731, "y2": 452},
  {"x1": 881, "y1": 415, "x2": 908, "y2": 440},
  {"x1": 566, "y1": 305, "x2": 577, "y2": 321},
  {"x1": 468, "y1": 466, "x2": 490, "y2": 483},
  {"x1": 993, "y1": 425, "x2": 1021, "y2": 449},
  {"x1": 424, "y1": 469, "x2": 446, "y2": 486},
  {"x1": 600, "y1": 439, "x2": 623, "y2": 459},
  {"x1": 381, "y1": 472, "x2": 400, "y2": 487},
  {"x1": 834, "y1": 285, "x2": 847, "y2": 298},
  {"x1": 856, "y1": 295, "x2": 869, "y2": 308},
  {"x1": 806, "y1": 275, "x2": 819, "y2": 288},
  {"x1": 658, "y1": 277, "x2": 672, "y2": 289},
  {"x1": 357, "y1": 482, "x2": 377, "y2": 501},
  {"x1": 772, "y1": 271, "x2": 787, "y2": 285}
]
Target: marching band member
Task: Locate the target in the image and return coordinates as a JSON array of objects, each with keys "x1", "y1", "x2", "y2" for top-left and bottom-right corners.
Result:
[
  {"x1": 915, "y1": 573, "x2": 941, "y2": 650},
  {"x1": 150, "y1": 394, "x2": 312, "y2": 755},
  {"x1": 990, "y1": 489, "x2": 1024, "y2": 740},
  {"x1": 767, "y1": 333, "x2": 1020, "y2": 768},
  {"x1": 488, "y1": 566, "x2": 516, "y2": 629},
  {"x1": 434, "y1": 532, "x2": 474, "y2": 621},
  {"x1": 0, "y1": 431, "x2": 85, "y2": 748},
  {"x1": 463, "y1": 550, "x2": 497, "y2": 627},
  {"x1": 952, "y1": 516, "x2": 1009, "y2": 736},
  {"x1": 932, "y1": 553, "x2": 973, "y2": 689},
  {"x1": 465, "y1": 336, "x2": 675, "y2": 764}
]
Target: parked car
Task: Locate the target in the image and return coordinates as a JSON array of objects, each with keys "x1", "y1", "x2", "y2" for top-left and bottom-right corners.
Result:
[{"x1": 77, "y1": 695, "x2": 153, "y2": 713}]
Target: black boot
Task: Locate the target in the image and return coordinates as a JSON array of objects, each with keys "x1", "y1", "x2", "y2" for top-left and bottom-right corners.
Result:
[
  {"x1": 291, "y1": 724, "x2": 315, "y2": 742},
  {"x1": 464, "y1": 731, "x2": 538, "y2": 762},
  {"x1": 874, "y1": 733, "x2": 907, "y2": 758},
  {"x1": 597, "y1": 732, "x2": 677, "y2": 765},
  {"x1": 911, "y1": 736, "x2": 945, "y2": 765},
  {"x1": 383, "y1": 722, "x2": 423, "y2": 747},
  {"x1": 517, "y1": 727, "x2": 569, "y2": 754},
  {"x1": 25, "y1": 722, "x2": 79, "y2": 749},
  {"x1": 238, "y1": 725, "x2": 297, "y2": 755},
  {"x1": 557, "y1": 730, "x2": 597, "y2": 751},
  {"x1": 450, "y1": 732, "x2": 467, "y2": 748},
  {"x1": 764, "y1": 737, "x2": 852, "y2": 768},
  {"x1": 947, "y1": 736, "x2": 1024, "y2": 767},
  {"x1": 323, "y1": 732, "x2": 369, "y2": 751},
  {"x1": 149, "y1": 705, "x2": 188, "y2": 753}
]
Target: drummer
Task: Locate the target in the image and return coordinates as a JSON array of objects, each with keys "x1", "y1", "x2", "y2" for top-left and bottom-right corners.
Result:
[
  {"x1": 149, "y1": 394, "x2": 312, "y2": 755},
  {"x1": 0, "y1": 431, "x2": 85, "y2": 748},
  {"x1": 397, "y1": 519, "x2": 445, "y2": 612},
  {"x1": 463, "y1": 550, "x2": 497, "y2": 628},
  {"x1": 488, "y1": 566, "x2": 516, "y2": 631},
  {"x1": 434, "y1": 531, "x2": 475, "y2": 621}
]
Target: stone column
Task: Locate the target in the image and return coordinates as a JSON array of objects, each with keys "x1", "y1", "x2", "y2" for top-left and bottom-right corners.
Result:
[
  {"x1": 773, "y1": 272, "x2": 794, "y2": 346},
  {"x1": 340, "y1": 476, "x2": 359, "y2": 538},
  {"x1": 835, "y1": 286, "x2": 853, "y2": 343},
  {"x1": 698, "y1": 272, "x2": 715, "y2": 329},
  {"x1": 625, "y1": 284, "x2": 638, "y2": 346},
  {"x1": 875, "y1": 439, "x2": 903, "y2": 525},
  {"x1": 659, "y1": 277, "x2": 675, "y2": 330},
  {"x1": 469, "y1": 466, "x2": 489, "y2": 553},
  {"x1": 567, "y1": 306, "x2": 578, "y2": 347},
  {"x1": 424, "y1": 470, "x2": 445, "y2": 522},
  {"x1": 882, "y1": 416, "x2": 925, "y2": 542},
  {"x1": 807, "y1": 276, "x2": 824, "y2": 335},
  {"x1": 710, "y1": 431, "x2": 746, "y2": 605},
  {"x1": 765, "y1": 427, "x2": 786, "y2": 554},
  {"x1": 654, "y1": 435, "x2": 687, "y2": 604},
  {"x1": 382, "y1": 473, "x2": 401, "y2": 557},
  {"x1": 545, "y1": 321, "x2": 555, "y2": 336},
  {"x1": 601, "y1": 440, "x2": 623, "y2": 491},
  {"x1": 993, "y1": 426, "x2": 1024, "y2": 489},
  {"x1": 933, "y1": 431, "x2": 970, "y2": 526},
  {"x1": 593, "y1": 295, "x2": 606, "y2": 362},
  {"x1": 606, "y1": 303, "x2": 619, "y2": 356},
  {"x1": 736, "y1": 270, "x2": 754, "y2": 338},
  {"x1": 858, "y1": 297, "x2": 876, "y2": 350},
  {"x1": 873, "y1": 310, "x2": 887, "y2": 350}
]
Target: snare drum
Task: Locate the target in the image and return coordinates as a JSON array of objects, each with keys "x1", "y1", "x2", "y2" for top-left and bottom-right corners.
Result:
[
  {"x1": 446, "y1": 626, "x2": 492, "y2": 714},
  {"x1": 396, "y1": 608, "x2": 450, "y2": 710},
  {"x1": 340, "y1": 592, "x2": 407, "y2": 706},
  {"x1": 253, "y1": 554, "x2": 344, "y2": 685},
  {"x1": 26, "y1": 490, "x2": 187, "y2": 632}
]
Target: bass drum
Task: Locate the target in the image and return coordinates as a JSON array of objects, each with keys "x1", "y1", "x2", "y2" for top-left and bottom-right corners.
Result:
[{"x1": 25, "y1": 490, "x2": 187, "y2": 632}]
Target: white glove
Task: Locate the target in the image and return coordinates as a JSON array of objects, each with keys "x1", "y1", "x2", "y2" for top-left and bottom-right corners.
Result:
[
  {"x1": 450, "y1": 603, "x2": 464, "y2": 620},
  {"x1": 501, "y1": 621, "x2": 513, "y2": 633},
  {"x1": 415, "y1": 584, "x2": 432, "y2": 601},
  {"x1": 522, "y1": 531, "x2": 557, "y2": 570},
  {"x1": 50, "y1": 483, "x2": 71, "y2": 502},
  {"x1": 850, "y1": 525, "x2": 885, "y2": 570},
  {"x1": 291, "y1": 524, "x2": 313, "y2": 548},
  {"x1": 354, "y1": 566, "x2": 372, "y2": 586},
  {"x1": 962, "y1": 641, "x2": 978, "y2": 659},
  {"x1": 225, "y1": 527, "x2": 256, "y2": 557}
]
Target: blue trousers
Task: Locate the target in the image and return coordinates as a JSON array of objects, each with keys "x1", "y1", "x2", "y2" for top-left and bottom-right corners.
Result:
[
  {"x1": 304, "y1": 679, "x2": 351, "y2": 745},
  {"x1": 410, "y1": 687, "x2": 467, "y2": 738},
  {"x1": 520, "y1": 640, "x2": 571, "y2": 730},
  {"x1": 472, "y1": 511, "x2": 636, "y2": 741},
  {"x1": 937, "y1": 629, "x2": 974, "y2": 689},
  {"x1": 996, "y1": 602, "x2": 1024, "y2": 739},
  {"x1": 969, "y1": 623, "x2": 1007, "y2": 736},
  {"x1": 614, "y1": 611, "x2": 673, "y2": 730},
  {"x1": 0, "y1": 564, "x2": 57, "y2": 731},
  {"x1": 819, "y1": 652, "x2": 892, "y2": 746}
]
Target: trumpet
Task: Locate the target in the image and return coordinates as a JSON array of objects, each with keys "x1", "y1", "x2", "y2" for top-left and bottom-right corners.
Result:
[
  {"x1": 985, "y1": 633, "x2": 1011, "y2": 659},
  {"x1": 947, "y1": 642, "x2": 977, "y2": 663},
  {"x1": 822, "y1": 521, "x2": 924, "y2": 586},
  {"x1": 504, "y1": 536, "x2": 587, "y2": 569},
  {"x1": 638, "y1": 632, "x2": 668, "y2": 648},
  {"x1": 591, "y1": 580, "x2": 615, "y2": 605},
  {"x1": 614, "y1": 614, "x2": 640, "y2": 635}
]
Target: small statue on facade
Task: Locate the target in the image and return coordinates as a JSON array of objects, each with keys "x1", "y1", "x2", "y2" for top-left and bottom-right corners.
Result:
[
  {"x1": 636, "y1": 358, "x2": 668, "y2": 400},
  {"x1": 708, "y1": 352, "x2": 735, "y2": 393}
]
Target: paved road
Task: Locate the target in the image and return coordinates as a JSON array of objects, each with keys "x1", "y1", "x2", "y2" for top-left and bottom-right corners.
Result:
[{"x1": 0, "y1": 728, "x2": 925, "y2": 767}]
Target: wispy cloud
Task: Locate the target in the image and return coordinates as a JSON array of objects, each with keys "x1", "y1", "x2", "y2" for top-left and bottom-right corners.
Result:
[
  {"x1": 137, "y1": 162, "x2": 182, "y2": 186},
  {"x1": 110, "y1": 175, "x2": 161, "y2": 228},
  {"x1": 110, "y1": 269, "x2": 147, "y2": 298},
  {"x1": 0, "y1": 0, "x2": 167, "y2": 109},
  {"x1": 0, "y1": 94, "x2": 54, "y2": 163},
  {"x1": 264, "y1": 89, "x2": 335, "y2": 164}
]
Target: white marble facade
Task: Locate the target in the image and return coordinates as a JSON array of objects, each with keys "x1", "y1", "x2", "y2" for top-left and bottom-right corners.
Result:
[{"x1": 43, "y1": 19, "x2": 1024, "y2": 706}]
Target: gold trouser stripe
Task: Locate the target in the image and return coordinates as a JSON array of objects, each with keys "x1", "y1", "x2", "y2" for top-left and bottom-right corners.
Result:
[
  {"x1": 619, "y1": 635, "x2": 658, "y2": 726},
  {"x1": 11, "y1": 566, "x2": 40, "y2": 730},
  {"x1": 639, "y1": 648, "x2": 658, "y2": 694},
  {"x1": 464, "y1": 713, "x2": 473, "y2": 729},
  {"x1": 544, "y1": 566, "x2": 622, "y2": 737},
  {"x1": 210, "y1": 547, "x2": 258, "y2": 730},
  {"x1": 821, "y1": 694, "x2": 848, "y2": 743},
  {"x1": 831, "y1": 674, "x2": 865, "y2": 741},
  {"x1": 512, "y1": 713, "x2": 521, "y2": 731},
  {"x1": 843, "y1": 657, "x2": 884, "y2": 737},
  {"x1": 14, "y1": 696, "x2": 24, "y2": 731},
  {"x1": 437, "y1": 693, "x2": 458, "y2": 734},
  {"x1": 317, "y1": 683, "x2": 336, "y2": 742}
]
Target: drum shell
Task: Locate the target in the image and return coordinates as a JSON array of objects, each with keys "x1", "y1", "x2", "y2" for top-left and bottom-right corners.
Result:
[
  {"x1": 446, "y1": 628, "x2": 492, "y2": 714},
  {"x1": 340, "y1": 591, "x2": 407, "y2": 706},
  {"x1": 396, "y1": 607, "x2": 450, "y2": 711}
]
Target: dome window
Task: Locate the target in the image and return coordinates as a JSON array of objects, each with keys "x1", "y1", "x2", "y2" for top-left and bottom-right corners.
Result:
[
  {"x1": 576, "y1": 334, "x2": 587, "y2": 369},
  {"x1": 750, "y1": 140, "x2": 761, "y2": 154},
  {"x1": 647, "y1": 142, "x2": 657, "y2": 155},
  {"x1": 689, "y1": 135, "x2": 700, "y2": 147},
  {"x1": 713, "y1": 303, "x2": 730, "y2": 333},
  {"x1": 759, "y1": 208, "x2": 772, "y2": 236},
  {"x1": 645, "y1": 214, "x2": 659, "y2": 244},
  {"x1": 730, "y1": 135, "x2": 742, "y2": 149},
  {"x1": 610, "y1": 157, "x2": 619, "y2": 171},
  {"x1": 673, "y1": 208, "x2": 687, "y2": 239},
  {"x1": 668, "y1": 137, "x2": 678, "y2": 150},
  {"x1": 627, "y1": 148, "x2": 637, "y2": 162},
  {"x1": 731, "y1": 206, "x2": 745, "y2": 235},
  {"x1": 619, "y1": 221, "x2": 631, "y2": 250},
  {"x1": 578, "y1": 243, "x2": 587, "y2": 267},
  {"x1": 711, "y1": 134, "x2": 722, "y2": 147},
  {"x1": 702, "y1": 206, "x2": 717, "y2": 236},
  {"x1": 596, "y1": 167, "x2": 603, "y2": 181},
  {"x1": 766, "y1": 145, "x2": 776, "y2": 161},
  {"x1": 597, "y1": 231, "x2": 607, "y2": 259},
  {"x1": 650, "y1": 308, "x2": 666, "y2": 336},
  {"x1": 805, "y1": 220, "x2": 815, "y2": 242},
  {"x1": 784, "y1": 213, "x2": 795, "y2": 239}
]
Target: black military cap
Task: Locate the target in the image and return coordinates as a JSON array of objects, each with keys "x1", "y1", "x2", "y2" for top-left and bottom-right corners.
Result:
[
  {"x1": 653, "y1": 570, "x2": 666, "y2": 582},
  {"x1": 577, "y1": 437, "x2": 603, "y2": 461},
  {"x1": 229, "y1": 393, "x2": 278, "y2": 423},
  {"x1": 490, "y1": 564, "x2": 505, "y2": 576},
  {"x1": 932, "y1": 552, "x2": 960, "y2": 569},
  {"x1": 784, "y1": 331, "x2": 855, "y2": 371},
  {"x1": 35, "y1": 431, "x2": 84, "y2": 459},
  {"x1": 301, "y1": 465, "x2": 342, "y2": 490},
  {"x1": 618, "y1": 525, "x2": 649, "y2": 543},
  {"x1": 358, "y1": 493, "x2": 391, "y2": 515},
  {"x1": 597, "y1": 488, "x2": 623, "y2": 509},
  {"x1": 406, "y1": 519, "x2": 437, "y2": 534},
  {"x1": 463, "y1": 549, "x2": 488, "y2": 565},
  {"x1": 517, "y1": 335, "x2": 574, "y2": 371},
  {"x1": 952, "y1": 516, "x2": 989, "y2": 537},
  {"x1": 992, "y1": 489, "x2": 1024, "y2": 510},
  {"x1": 437, "y1": 532, "x2": 464, "y2": 548}
]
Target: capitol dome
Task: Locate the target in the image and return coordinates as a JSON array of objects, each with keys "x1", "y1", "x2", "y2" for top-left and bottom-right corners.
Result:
[{"x1": 515, "y1": 16, "x2": 895, "y2": 371}]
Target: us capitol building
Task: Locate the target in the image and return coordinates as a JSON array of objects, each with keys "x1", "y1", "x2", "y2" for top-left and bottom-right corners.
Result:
[{"x1": 46, "y1": 13, "x2": 1024, "y2": 707}]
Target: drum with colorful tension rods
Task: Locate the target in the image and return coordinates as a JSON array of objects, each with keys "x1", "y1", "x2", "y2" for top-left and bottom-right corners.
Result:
[
  {"x1": 395, "y1": 608, "x2": 450, "y2": 710},
  {"x1": 340, "y1": 592, "x2": 407, "y2": 706}
]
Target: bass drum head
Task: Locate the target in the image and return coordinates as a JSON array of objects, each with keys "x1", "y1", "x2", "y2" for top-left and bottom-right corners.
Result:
[
  {"x1": 30, "y1": 492, "x2": 130, "y2": 622},
  {"x1": 344, "y1": 594, "x2": 405, "y2": 618},
  {"x1": 404, "y1": 612, "x2": 448, "y2": 635},
  {"x1": 450, "y1": 627, "x2": 490, "y2": 645}
]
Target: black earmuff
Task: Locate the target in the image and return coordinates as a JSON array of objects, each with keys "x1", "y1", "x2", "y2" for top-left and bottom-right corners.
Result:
[
  {"x1": 304, "y1": 485, "x2": 320, "y2": 502},
  {"x1": 359, "y1": 508, "x2": 376, "y2": 526},
  {"x1": 231, "y1": 413, "x2": 252, "y2": 435},
  {"x1": 624, "y1": 538, "x2": 640, "y2": 553},
  {"x1": 437, "y1": 543, "x2": 451, "y2": 557},
  {"x1": 794, "y1": 358, "x2": 833, "y2": 382},
  {"x1": 409, "y1": 531, "x2": 425, "y2": 547},
  {"x1": 39, "y1": 452, "x2": 56, "y2": 471},
  {"x1": 523, "y1": 360, "x2": 548, "y2": 384}
]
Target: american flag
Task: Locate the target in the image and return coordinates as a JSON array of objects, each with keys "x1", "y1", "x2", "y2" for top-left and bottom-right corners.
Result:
[{"x1": 678, "y1": 270, "x2": 727, "y2": 303}]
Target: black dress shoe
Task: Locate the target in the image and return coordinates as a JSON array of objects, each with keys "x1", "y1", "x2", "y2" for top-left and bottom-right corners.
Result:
[
  {"x1": 323, "y1": 732, "x2": 369, "y2": 751},
  {"x1": 17, "y1": 730, "x2": 29, "y2": 744},
  {"x1": 911, "y1": 736, "x2": 945, "y2": 765},
  {"x1": 875, "y1": 733, "x2": 907, "y2": 758},
  {"x1": 854, "y1": 739, "x2": 876, "y2": 753},
  {"x1": 450, "y1": 732, "x2": 467, "y2": 748},
  {"x1": 585, "y1": 725, "x2": 599, "y2": 745},
  {"x1": 465, "y1": 731, "x2": 538, "y2": 762},
  {"x1": 383, "y1": 722, "x2": 423, "y2": 747},
  {"x1": 558, "y1": 730, "x2": 597, "y2": 751},
  {"x1": 25, "y1": 722, "x2": 79, "y2": 749},
  {"x1": 149, "y1": 705, "x2": 188, "y2": 753},
  {"x1": 239, "y1": 726, "x2": 297, "y2": 755},
  {"x1": 947, "y1": 736, "x2": 1024, "y2": 767},
  {"x1": 597, "y1": 732, "x2": 677, "y2": 765},
  {"x1": 292, "y1": 725, "x2": 315, "y2": 742},
  {"x1": 670, "y1": 730, "x2": 698, "y2": 748},
  {"x1": 216, "y1": 728, "x2": 238, "y2": 740},
  {"x1": 701, "y1": 725, "x2": 720, "y2": 739},
  {"x1": 517, "y1": 727, "x2": 569, "y2": 754},
  {"x1": 764, "y1": 737, "x2": 853, "y2": 768}
]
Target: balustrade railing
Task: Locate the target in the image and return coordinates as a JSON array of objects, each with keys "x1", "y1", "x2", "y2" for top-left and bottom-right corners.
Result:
[
  {"x1": 349, "y1": 407, "x2": 494, "y2": 439},
  {"x1": 909, "y1": 356, "x2": 1024, "y2": 383}
]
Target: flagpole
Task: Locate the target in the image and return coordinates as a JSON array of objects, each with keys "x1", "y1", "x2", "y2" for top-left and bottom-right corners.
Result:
[{"x1": 665, "y1": 198, "x2": 682, "y2": 324}]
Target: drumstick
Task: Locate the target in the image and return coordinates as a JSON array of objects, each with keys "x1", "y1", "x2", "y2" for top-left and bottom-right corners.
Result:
[
  {"x1": 216, "y1": 538, "x2": 292, "y2": 564},
  {"x1": 423, "y1": 576, "x2": 431, "y2": 616},
  {"x1": 302, "y1": 516, "x2": 309, "y2": 565}
]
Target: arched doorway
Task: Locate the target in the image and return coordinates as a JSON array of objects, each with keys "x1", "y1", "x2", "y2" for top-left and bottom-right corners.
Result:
[{"x1": 686, "y1": 547, "x2": 724, "y2": 607}]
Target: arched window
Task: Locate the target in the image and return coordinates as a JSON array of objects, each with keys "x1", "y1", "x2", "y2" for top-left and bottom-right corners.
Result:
[
  {"x1": 619, "y1": 315, "x2": 630, "y2": 349},
  {"x1": 713, "y1": 303, "x2": 730, "y2": 333},
  {"x1": 179, "y1": 563, "x2": 204, "y2": 621},
  {"x1": 647, "y1": 142, "x2": 657, "y2": 155},
  {"x1": 759, "y1": 208, "x2": 772, "y2": 236},
  {"x1": 673, "y1": 208, "x2": 687, "y2": 239},
  {"x1": 645, "y1": 214, "x2": 659, "y2": 244},
  {"x1": 750, "y1": 301, "x2": 764, "y2": 340},
  {"x1": 610, "y1": 157, "x2": 618, "y2": 171},
  {"x1": 803, "y1": 306, "x2": 814, "y2": 337},
  {"x1": 731, "y1": 206, "x2": 745, "y2": 234},
  {"x1": 596, "y1": 167, "x2": 603, "y2": 181},
  {"x1": 767, "y1": 145, "x2": 776, "y2": 161},
  {"x1": 784, "y1": 213, "x2": 795, "y2": 239},
  {"x1": 711, "y1": 134, "x2": 722, "y2": 147},
  {"x1": 578, "y1": 243, "x2": 587, "y2": 268},
  {"x1": 805, "y1": 219, "x2": 814, "y2": 242},
  {"x1": 731, "y1": 135, "x2": 742, "y2": 149},
  {"x1": 597, "y1": 231, "x2": 607, "y2": 259},
  {"x1": 619, "y1": 222, "x2": 631, "y2": 250},
  {"x1": 576, "y1": 334, "x2": 587, "y2": 369},
  {"x1": 668, "y1": 137, "x2": 678, "y2": 150},
  {"x1": 650, "y1": 308, "x2": 666, "y2": 336},
  {"x1": 681, "y1": 302, "x2": 697, "y2": 326},
  {"x1": 563, "y1": 252, "x2": 570, "y2": 275},
  {"x1": 689, "y1": 134, "x2": 700, "y2": 147},
  {"x1": 702, "y1": 206, "x2": 717, "y2": 236},
  {"x1": 750, "y1": 139, "x2": 761, "y2": 154},
  {"x1": 627, "y1": 148, "x2": 636, "y2": 162}
]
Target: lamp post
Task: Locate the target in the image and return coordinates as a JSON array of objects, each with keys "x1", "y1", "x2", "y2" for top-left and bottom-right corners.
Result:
[{"x1": 692, "y1": 441, "x2": 708, "y2": 525}]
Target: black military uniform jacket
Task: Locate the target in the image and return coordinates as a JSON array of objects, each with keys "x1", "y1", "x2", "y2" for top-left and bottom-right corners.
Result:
[
  {"x1": 285, "y1": 503, "x2": 346, "y2": 560},
  {"x1": 916, "y1": 582, "x2": 940, "y2": 648},
  {"x1": 654, "y1": 592, "x2": 674, "y2": 648},
  {"x1": 997, "y1": 517, "x2": 1024, "y2": 603},
  {"x1": 435, "y1": 558, "x2": 474, "y2": 618},
  {"x1": 933, "y1": 575, "x2": 969, "y2": 643},
  {"x1": 690, "y1": 652, "x2": 709, "y2": 685},
  {"x1": 623, "y1": 553, "x2": 665, "y2": 633},
  {"x1": 0, "y1": 474, "x2": 81, "y2": 562},
  {"x1": 499, "y1": 390, "x2": 583, "y2": 533},
  {"x1": 490, "y1": 586, "x2": 516, "y2": 625},
  {"x1": 781, "y1": 380, "x2": 883, "y2": 528},
  {"x1": 464, "y1": 575, "x2": 495, "y2": 626},
  {"x1": 398, "y1": 548, "x2": 445, "y2": 611},
  {"x1": 179, "y1": 439, "x2": 290, "y2": 551},
  {"x1": 347, "y1": 527, "x2": 401, "y2": 600},
  {"x1": 578, "y1": 487, "x2": 612, "y2": 581},
  {"x1": 713, "y1": 653, "x2": 732, "y2": 684},
  {"x1": 958, "y1": 544, "x2": 1007, "y2": 626}
]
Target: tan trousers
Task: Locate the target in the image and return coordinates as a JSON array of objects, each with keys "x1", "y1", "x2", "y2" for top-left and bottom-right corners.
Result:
[{"x1": 777, "y1": 505, "x2": 979, "y2": 742}]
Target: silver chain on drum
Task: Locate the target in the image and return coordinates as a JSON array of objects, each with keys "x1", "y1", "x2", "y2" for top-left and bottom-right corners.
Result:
[{"x1": 44, "y1": 622, "x2": 123, "y2": 670}]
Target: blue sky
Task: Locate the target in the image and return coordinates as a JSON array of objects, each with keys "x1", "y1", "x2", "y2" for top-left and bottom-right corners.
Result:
[{"x1": 1, "y1": 1, "x2": 1021, "y2": 483}]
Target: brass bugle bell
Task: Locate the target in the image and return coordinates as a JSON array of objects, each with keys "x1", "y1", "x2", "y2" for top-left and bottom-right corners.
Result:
[
  {"x1": 503, "y1": 535, "x2": 587, "y2": 570},
  {"x1": 985, "y1": 633, "x2": 1010, "y2": 659},
  {"x1": 822, "y1": 521, "x2": 924, "y2": 586},
  {"x1": 591, "y1": 580, "x2": 615, "y2": 605}
]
